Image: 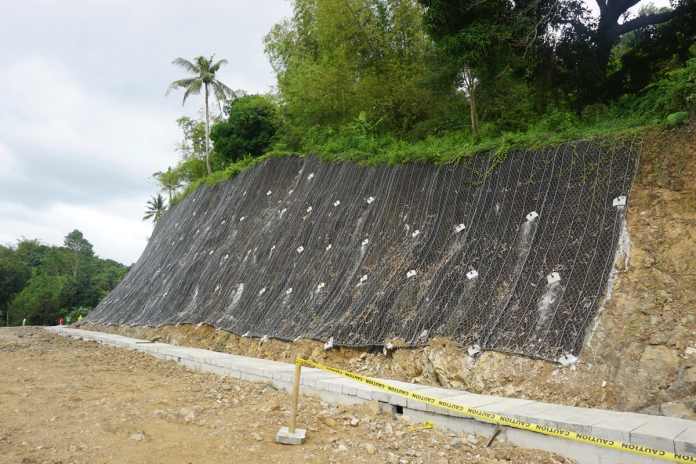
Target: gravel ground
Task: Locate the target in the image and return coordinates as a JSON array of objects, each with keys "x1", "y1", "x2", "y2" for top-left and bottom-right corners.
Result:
[{"x1": 0, "y1": 327, "x2": 577, "y2": 464}]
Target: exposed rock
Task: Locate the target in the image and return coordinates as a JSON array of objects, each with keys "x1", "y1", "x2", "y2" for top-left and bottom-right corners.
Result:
[
  {"x1": 365, "y1": 443, "x2": 375, "y2": 455},
  {"x1": 640, "y1": 404, "x2": 661, "y2": 415},
  {"x1": 129, "y1": 433, "x2": 145, "y2": 441},
  {"x1": 324, "y1": 417, "x2": 336, "y2": 427},
  {"x1": 398, "y1": 415, "x2": 414, "y2": 425},
  {"x1": 367, "y1": 400, "x2": 381, "y2": 415},
  {"x1": 661, "y1": 402, "x2": 696, "y2": 420}
]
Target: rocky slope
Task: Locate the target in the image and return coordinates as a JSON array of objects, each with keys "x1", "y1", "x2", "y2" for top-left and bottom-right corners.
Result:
[{"x1": 79, "y1": 123, "x2": 696, "y2": 417}]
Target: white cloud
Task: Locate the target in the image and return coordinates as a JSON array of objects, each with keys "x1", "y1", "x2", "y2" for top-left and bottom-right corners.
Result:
[
  {"x1": 0, "y1": 1, "x2": 293, "y2": 264},
  {"x1": 0, "y1": 199, "x2": 153, "y2": 264}
]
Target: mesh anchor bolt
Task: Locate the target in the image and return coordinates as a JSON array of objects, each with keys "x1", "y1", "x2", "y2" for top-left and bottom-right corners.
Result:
[{"x1": 613, "y1": 196, "x2": 626, "y2": 207}]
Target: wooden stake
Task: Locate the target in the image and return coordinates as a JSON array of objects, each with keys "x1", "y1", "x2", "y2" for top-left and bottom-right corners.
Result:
[{"x1": 289, "y1": 360, "x2": 302, "y2": 433}]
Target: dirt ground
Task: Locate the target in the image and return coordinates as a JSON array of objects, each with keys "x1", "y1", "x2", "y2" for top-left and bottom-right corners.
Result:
[{"x1": 0, "y1": 327, "x2": 576, "y2": 464}]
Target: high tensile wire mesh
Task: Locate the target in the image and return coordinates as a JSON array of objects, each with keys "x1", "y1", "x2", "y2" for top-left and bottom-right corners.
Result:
[{"x1": 87, "y1": 139, "x2": 640, "y2": 361}]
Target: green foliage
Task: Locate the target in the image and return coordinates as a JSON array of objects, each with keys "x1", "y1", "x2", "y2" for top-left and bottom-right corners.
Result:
[
  {"x1": 210, "y1": 94, "x2": 279, "y2": 163},
  {"x1": 419, "y1": 0, "x2": 695, "y2": 107},
  {"x1": 615, "y1": 55, "x2": 696, "y2": 123},
  {"x1": 0, "y1": 247, "x2": 32, "y2": 326},
  {"x1": 4, "y1": 233, "x2": 128, "y2": 326},
  {"x1": 263, "y1": 0, "x2": 436, "y2": 137},
  {"x1": 158, "y1": 0, "x2": 695, "y2": 209},
  {"x1": 143, "y1": 194, "x2": 168, "y2": 224},
  {"x1": 152, "y1": 167, "x2": 183, "y2": 201},
  {"x1": 352, "y1": 111, "x2": 388, "y2": 137},
  {"x1": 667, "y1": 112, "x2": 691, "y2": 125}
]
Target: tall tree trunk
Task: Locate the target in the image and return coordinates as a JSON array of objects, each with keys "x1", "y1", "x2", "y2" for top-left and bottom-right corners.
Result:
[
  {"x1": 205, "y1": 82, "x2": 212, "y2": 176},
  {"x1": 464, "y1": 69, "x2": 479, "y2": 134}
]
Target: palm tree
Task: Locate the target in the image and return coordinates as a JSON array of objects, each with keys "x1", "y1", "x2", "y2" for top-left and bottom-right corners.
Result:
[
  {"x1": 166, "y1": 56, "x2": 235, "y2": 175},
  {"x1": 143, "y1": 194, "x2": 167, "y2": 224}
]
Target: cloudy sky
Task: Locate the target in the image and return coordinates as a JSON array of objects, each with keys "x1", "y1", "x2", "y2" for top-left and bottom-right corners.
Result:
[{"x1": 0, "y1": 0, "x2": 293, "y2": 265}]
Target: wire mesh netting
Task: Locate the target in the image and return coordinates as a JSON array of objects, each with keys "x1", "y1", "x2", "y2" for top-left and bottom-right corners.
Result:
[{"x1": 87, "y1": 139, "x2": 640, "y2": 361}]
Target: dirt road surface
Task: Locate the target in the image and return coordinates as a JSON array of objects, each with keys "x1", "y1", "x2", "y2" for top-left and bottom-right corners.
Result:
[{"x1": 0, "y1": 327, "x2": 576, "y2": 464}]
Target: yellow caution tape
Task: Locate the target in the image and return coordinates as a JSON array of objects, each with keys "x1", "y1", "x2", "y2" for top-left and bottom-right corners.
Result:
[
  {"x1": 296, "y1": 357, "x2": 695, "y2": 463},
  {"x1": 407, "y1": 420, "x2": 436, "y2": 432}
]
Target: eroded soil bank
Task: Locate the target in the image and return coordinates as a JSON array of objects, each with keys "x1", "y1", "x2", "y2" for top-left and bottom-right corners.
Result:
[{"x1": 78, "y1": 124, "x2": 696, "y2": 418}]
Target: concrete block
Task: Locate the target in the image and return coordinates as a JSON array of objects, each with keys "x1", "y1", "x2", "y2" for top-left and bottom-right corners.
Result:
[
  {"x1": 479, "y1": 398, "x2": 537, "y2": 415},
  {"x1": 674, "y1": 425, "x2": 696, "y2": 456},
  {"x1": 275, "y1": 427, "x2": 306, "y2": 445},
  {"x1": 499, "y1": 401, "x2": 558, "y2": 424},
  {"x1": 406, "y1": 387, "x2": 453, "y2": 411},
  {"x1": 424, "y1": 390, "x2": 471, "y2": 415},
  {"x1": 571, "y1": 410, "x2": 647, "y2": 444},
  {"x1": 316, "y1": 378, "x2": 349, "y2": 394},
  {"x1": 271, "y1": 369, "x2": 296, "y2": 383},
  {"x1": 630, "y1": 416, "x2": 690, "y2": 452},
  {"x1": 354, "y1": 383, "x2": 379, "y2": 400},
  {"x1": 529, "y1": 405, "x2": 615, "y2": 435},
  {"x1": 440, "y1": 393, "x2": 507, "y2": 418},
  {"x1": 298, "y1": 371, "x2": 337, "y2": 388},
  {"x1": 370, "y1": 380, "x2": 432, "y2": 407}
]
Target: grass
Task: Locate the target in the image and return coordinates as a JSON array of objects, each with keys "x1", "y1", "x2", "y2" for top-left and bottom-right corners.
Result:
[{"x1": 171, "y1": 111, "x2": 654, "y2": 206}]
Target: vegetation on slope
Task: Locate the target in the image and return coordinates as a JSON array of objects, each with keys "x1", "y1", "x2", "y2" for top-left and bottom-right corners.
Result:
[{"x1": 150, "y1": 0, "x2": 695, "y2": 209}]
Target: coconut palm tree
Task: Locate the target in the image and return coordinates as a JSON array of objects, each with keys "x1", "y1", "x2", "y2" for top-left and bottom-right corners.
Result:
[
  {"x1": 166, "y1": 55, "x2": 235, "y2": 175},
  {"x1": 143, "y1": 194, "x2": 167, "y2": 224}
]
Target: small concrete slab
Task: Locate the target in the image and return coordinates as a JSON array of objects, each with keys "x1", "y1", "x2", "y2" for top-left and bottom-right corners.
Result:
[
  {"x1": 275, "y1": 427, "x2": 306, "y2": 445},
  {"x1": 425, "y1": 390, "x2": 473, "y2": 415},
  {"x1": 590, "y1": 412, "x2": 652, "y2": 443},
  {"x1": 631, "y1": 416, "x2": 691, "y2": 451},
  {"x1": 407, "y1": 387, "x2": 455, "y2": 411},
  {"x1": 675, "y1": 425, "x2": 696, "y2": 456},
  {"x1": 501, "y1": 400, "x2": 558, "y2": 423}
]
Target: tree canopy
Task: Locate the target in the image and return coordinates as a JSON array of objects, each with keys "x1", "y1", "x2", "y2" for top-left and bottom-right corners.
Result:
[
  {"x1": 1, "y1": 233, "x2": 129, "y2": 326},
  {"x1": 157, "y1": 0, "x2": 695, "y2": 207},
  {"x1": 419, "y1": 0, "x2": 695, "y2": 106},
  {"x1": 210, "y1": 94, "x2": 279, "y2": 163}
]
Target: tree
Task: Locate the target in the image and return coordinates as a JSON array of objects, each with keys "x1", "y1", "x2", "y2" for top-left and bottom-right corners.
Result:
[
  {"x1": 151, "y1": 167, "x2": 183, "y2": 201},
  {"x1": 3, "y1": 235, "x2": 129, "y2": 326},
  {"x1": 64, "y1": 230, "x2": 94, "y2": 280},
  {"x1": 166, "y1": 56, "x2": 235, "y2": 175},
  {"x1": 263, "y1": 0, "x2": 435, "y2": 138},
  {"x1": 419, "y1": 0, "x2": 695, "y2": 105},
  {"x1": 210, "y1": 94, "x2": 279, "y2": 163},
  {"x1": 143, "y1": 194, "x2": 167, "y2": 224},
  {"x1": 0, "y1": 249, "x2": 32, "y2": 326}
]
